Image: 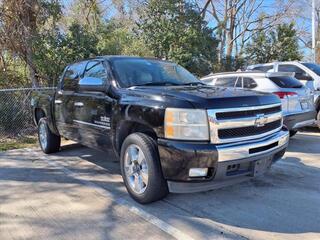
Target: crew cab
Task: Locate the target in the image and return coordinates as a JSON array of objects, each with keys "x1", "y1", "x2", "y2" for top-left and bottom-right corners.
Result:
[
  {"x1": 31, "y1": 56, "x2": 289, "y2": 203},
  {"x1": 201, "y1": 71, "x2": 315, "y2": 137}
]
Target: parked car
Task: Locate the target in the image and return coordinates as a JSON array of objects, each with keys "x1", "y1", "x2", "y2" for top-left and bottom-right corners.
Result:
[
  {"x1": 247, "y1": 62, "x2": 320, "y2": 127},
  {"x1": 201, "y1": 71, "x2": 316, "y2": 137},
  {"x1": 32, "y1": 56, "x2": 289, "y2": 204}
]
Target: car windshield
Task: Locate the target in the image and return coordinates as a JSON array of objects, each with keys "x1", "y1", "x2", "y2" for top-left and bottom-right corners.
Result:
[
  {"x1": 111, "y1": 58, "x2": 203, "y2": 87},
  {"x1": 269, "y1": 76, "x2": 303, "y2": 88},
  {"x1": 302, "y1": 63, "x2": 320, "y2": 76}
]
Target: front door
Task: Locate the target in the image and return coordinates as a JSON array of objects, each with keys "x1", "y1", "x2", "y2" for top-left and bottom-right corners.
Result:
[{"x1": 73, "y1": 60, "x2": 113, "y2": 150}]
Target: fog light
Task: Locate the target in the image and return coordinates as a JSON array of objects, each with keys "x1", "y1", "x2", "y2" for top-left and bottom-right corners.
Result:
[
  {"x1": 189, "y1": 168, "x2": 208, "y2": 177},
  {"x1": 279, "y1": 134, "x2": 289, "y2": 146}
]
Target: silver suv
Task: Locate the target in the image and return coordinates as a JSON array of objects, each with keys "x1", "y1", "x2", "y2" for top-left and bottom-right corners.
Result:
[{"x1": 201, "y1": 71, "x2": 316, "y2": 137}]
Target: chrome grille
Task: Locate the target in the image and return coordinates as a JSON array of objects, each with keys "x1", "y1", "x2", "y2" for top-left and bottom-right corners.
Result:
[{"x1": 208, "y1": 104, "x2": 283, "y2": 144}]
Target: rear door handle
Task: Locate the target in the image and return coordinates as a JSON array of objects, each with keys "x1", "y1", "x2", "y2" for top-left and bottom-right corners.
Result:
[
  {"x1": 74, "y1": 102, "x2": 84, "y2": 107},
  {"x1": 55, "y1": 100, "x2": 62, "y2": 104}
]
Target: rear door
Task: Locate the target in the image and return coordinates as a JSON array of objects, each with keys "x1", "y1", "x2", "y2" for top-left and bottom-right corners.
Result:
[
  {"x1": 54, "y1": 62, "x2": 86, "y2": 140},
  {"x1": 73, "y1": 60, "x2": 113, "y2": 150}
]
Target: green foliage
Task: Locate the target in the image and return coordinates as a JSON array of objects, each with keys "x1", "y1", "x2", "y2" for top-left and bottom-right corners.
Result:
[
  {"x1": 138, "y1": 0, "x2": 219, "y2": 76},
  {"x1": 246, "y1": 23, "x2": 302, "y2": 64},
  {"x1": 33, "y1": 23, "x2": 99, "y2": 85}
]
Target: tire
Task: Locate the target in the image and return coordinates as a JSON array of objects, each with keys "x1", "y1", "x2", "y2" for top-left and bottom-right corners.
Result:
[
  {"x1": 38, "y1": 118, "x2": 61, "y2": 154},
  {"x1": 317, "y1": 110, "x2": 320, "y2": 129},
  {"x1": 289, "y1": 130, "x2": 298, "y2": 137},
  {"x1": 120, "y1": 133, "x2": 168, "y2": 204}
]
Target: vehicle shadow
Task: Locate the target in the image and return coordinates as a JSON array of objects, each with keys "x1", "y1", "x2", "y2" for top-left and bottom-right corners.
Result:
[
  {"x1": 3, "y1": 132, "x2": 318, "y2": 238},
  {"x1": 52, "y1": 138, "x2": 320, "y2": 236}
]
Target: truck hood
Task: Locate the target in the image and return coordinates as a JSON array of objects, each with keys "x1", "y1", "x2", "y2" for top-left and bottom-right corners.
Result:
[{"x1": 128, "y1": 85, "x2": 280, "y2": 109}]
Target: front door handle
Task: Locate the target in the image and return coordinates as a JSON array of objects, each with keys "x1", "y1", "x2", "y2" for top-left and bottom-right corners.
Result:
[{"x1": 74, "y1": 102, "x2": 84, "y2": 107}]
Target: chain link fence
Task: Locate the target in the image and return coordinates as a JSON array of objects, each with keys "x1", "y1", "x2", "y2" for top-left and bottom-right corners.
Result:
[{"x1": 0, "y1": 87, "x2": 54, "y2": 142}]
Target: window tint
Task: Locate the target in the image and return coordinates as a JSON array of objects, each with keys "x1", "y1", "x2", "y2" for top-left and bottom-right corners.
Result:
[
  {"x1": 252, "y1": 66, "x2": 273, "y2": 72},
  {"x1": 278, "y1": 64, "x2": 310, "y2": 81},
  {"x1": 215, "y1": 77, "x2": 238, "y2": 87},
  {"x1": 269, "y1": 76, "x2": 303, "y2": 88},
  {"x1": 63, "y1": 62, "x2": 86, "y2": 91},
  {"x1": 83, "y1": 61, "x2": 108, "y2": 82},
  {"x1": 243, "y1": 77, "x2": 257, "y2": 89}
]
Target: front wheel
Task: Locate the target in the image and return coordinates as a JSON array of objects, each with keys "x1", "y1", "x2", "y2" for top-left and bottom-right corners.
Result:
[
  {"x1": 120, "y1": 133, "x2": 168, "y2": 204},
  {"x1": 38, "y1": 118, "x2": 61, "y2": 154}
]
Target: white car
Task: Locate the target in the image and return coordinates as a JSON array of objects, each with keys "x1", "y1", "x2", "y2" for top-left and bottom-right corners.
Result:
[
  {"x1": 247, "y1": 61, "x2": 320, "y2": 126},
  {"x1": 201, "y1": 71, "x2": 316, "y2": 136}
]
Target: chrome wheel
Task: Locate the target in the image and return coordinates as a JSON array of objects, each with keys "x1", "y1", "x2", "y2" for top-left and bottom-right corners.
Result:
[
  {"x1": 39, "y1": 122, "x2": 48, "y2": 150},
  {"x1": 124, "y1": 144, "x2": 149, "y2": 194}
]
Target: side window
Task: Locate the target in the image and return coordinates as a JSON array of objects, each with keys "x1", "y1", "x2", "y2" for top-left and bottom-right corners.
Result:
[
  {"x1": 63, "y1": 62, "x2": 86, "y2": 91},
  {"x1": 83, "y1": 61, "x2": 108, "y2": 83},
  {"x1": 215, "y1": 77, "x2": 237, "y2": 87},
  {"x1": 278, "y1": 64, "x2": 308, "y2": 80},
  {"x1": 235, "y1": 77, "x2": 242, "y2": 88},
  {"x1": 243, "y1": 77, "x2": 257, "y2": 89},
  {"x1": 252, "y1": 66, "x2": 273, "y2": 72}
]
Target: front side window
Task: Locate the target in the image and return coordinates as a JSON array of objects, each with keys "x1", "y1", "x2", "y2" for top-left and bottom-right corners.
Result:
[
  {"x1": 111, "y1": 58, "x2": 202, "y2": 87},
  {"x1": 83, "y1": 61, "x2": 108, "y2": 82},
  {"x1": 63, "y1": 62, "x2": 86, "y2": 91}
]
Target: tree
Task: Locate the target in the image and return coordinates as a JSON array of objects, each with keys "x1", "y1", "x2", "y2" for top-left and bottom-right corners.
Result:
[
  {"x1": 138, "y1": 0, "x2": 218, "y2": 76},
  {"x1": 199, "y1": 0, "x2": 294, "y2": 67},
  {"x1": 245, "y1": 23, "x2": 302, "y2": 64}
]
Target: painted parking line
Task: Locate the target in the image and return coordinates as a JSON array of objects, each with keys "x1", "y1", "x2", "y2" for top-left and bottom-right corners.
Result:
[{"x1": 26, "y1": 149, "x2": 194, "y2": 240}]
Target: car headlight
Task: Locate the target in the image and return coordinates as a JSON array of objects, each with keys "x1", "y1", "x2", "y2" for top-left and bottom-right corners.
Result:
[{"x1": 164, "y1": 108, "x2": 209, "y2": 140}]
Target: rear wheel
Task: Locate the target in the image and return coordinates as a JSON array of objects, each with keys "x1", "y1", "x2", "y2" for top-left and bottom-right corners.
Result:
[
  {"x1": 38, "y1": 118, "x2": 61, "y2": 154},
  {"x1": 120, "y1": 133, "x2": 168, "y2": 204}
]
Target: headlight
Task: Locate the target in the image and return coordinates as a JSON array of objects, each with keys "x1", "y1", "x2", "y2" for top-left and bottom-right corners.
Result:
[{"x1": 164, "y1": 108, "x2": 209, "y2": 140}]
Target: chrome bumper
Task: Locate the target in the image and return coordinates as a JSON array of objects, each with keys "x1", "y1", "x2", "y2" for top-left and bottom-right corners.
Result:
[{"x1": 216, "y1": 130, "x2": 289, "y2": 162}]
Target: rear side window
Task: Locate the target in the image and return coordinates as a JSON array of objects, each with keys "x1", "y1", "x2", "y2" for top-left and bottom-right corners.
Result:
[
  {"x1": 269, "y1": 76, "x2": 303, "y2": 88},
  {"x1": 243, "y1": 77, "x2": 257, "y2": 89},
  {"x1": 215, "y1": 77, "x2": 238, "y2": 87},
  {"x1": 252, "y1": 66, "x2": 273, "y2": 72},
  {"x1": 63, "y1": 62, "x2": 86, "y2": 91}
]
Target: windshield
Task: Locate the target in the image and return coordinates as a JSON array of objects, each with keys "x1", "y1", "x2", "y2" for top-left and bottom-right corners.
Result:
[
  {"x1": 302, "y1": 63, "x2": 320, "y2": 76},
  {"x1": 111, "y1": 58, "x2": 202, "y2": 87},
  {"x1": 269, "y1": 76, "x2": 303, "y2": 88}
]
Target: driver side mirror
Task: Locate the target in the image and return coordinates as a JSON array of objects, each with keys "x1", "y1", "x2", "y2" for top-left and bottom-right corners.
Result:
[{"x1": 78, "y1": 77, "x2": 106, "y2": 92}]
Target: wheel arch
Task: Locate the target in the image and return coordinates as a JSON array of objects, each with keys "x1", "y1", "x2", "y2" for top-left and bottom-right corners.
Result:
[{"x1": 114, "y1": 120, "x2": 158, "y2": 156}]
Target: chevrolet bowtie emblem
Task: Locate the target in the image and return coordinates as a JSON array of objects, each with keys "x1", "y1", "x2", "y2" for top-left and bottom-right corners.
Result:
[{"x1": 255, "y1": 114, "x2": 268, "y2": 127}]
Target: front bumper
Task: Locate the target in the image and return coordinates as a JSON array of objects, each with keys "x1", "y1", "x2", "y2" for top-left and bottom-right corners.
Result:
[
  {"x1": 158, "y1": 129, "x2": 289, "y2": 193},
  {"x1": 283, "y1": 110, "x2": 316, "y2": 130}
]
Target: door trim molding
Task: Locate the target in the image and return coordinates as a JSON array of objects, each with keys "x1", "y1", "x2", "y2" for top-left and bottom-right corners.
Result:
[{"x1": 73, "y1": 120, "x2": 110, "y2": 129}]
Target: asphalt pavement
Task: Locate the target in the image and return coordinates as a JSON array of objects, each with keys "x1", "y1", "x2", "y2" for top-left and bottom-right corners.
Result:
[{"x1": 0, "y1": 130, "x2": 319, "y2": 240}]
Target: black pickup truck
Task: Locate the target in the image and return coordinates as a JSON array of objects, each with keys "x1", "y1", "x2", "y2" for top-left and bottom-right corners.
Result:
[{"x1": 32, "y1": 56, "x2": 289, "y2": 203}]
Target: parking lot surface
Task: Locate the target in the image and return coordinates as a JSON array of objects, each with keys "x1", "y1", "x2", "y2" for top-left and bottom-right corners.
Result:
[{"x1": 0, "y1": 131, "x2": 319, "y2": 240}]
